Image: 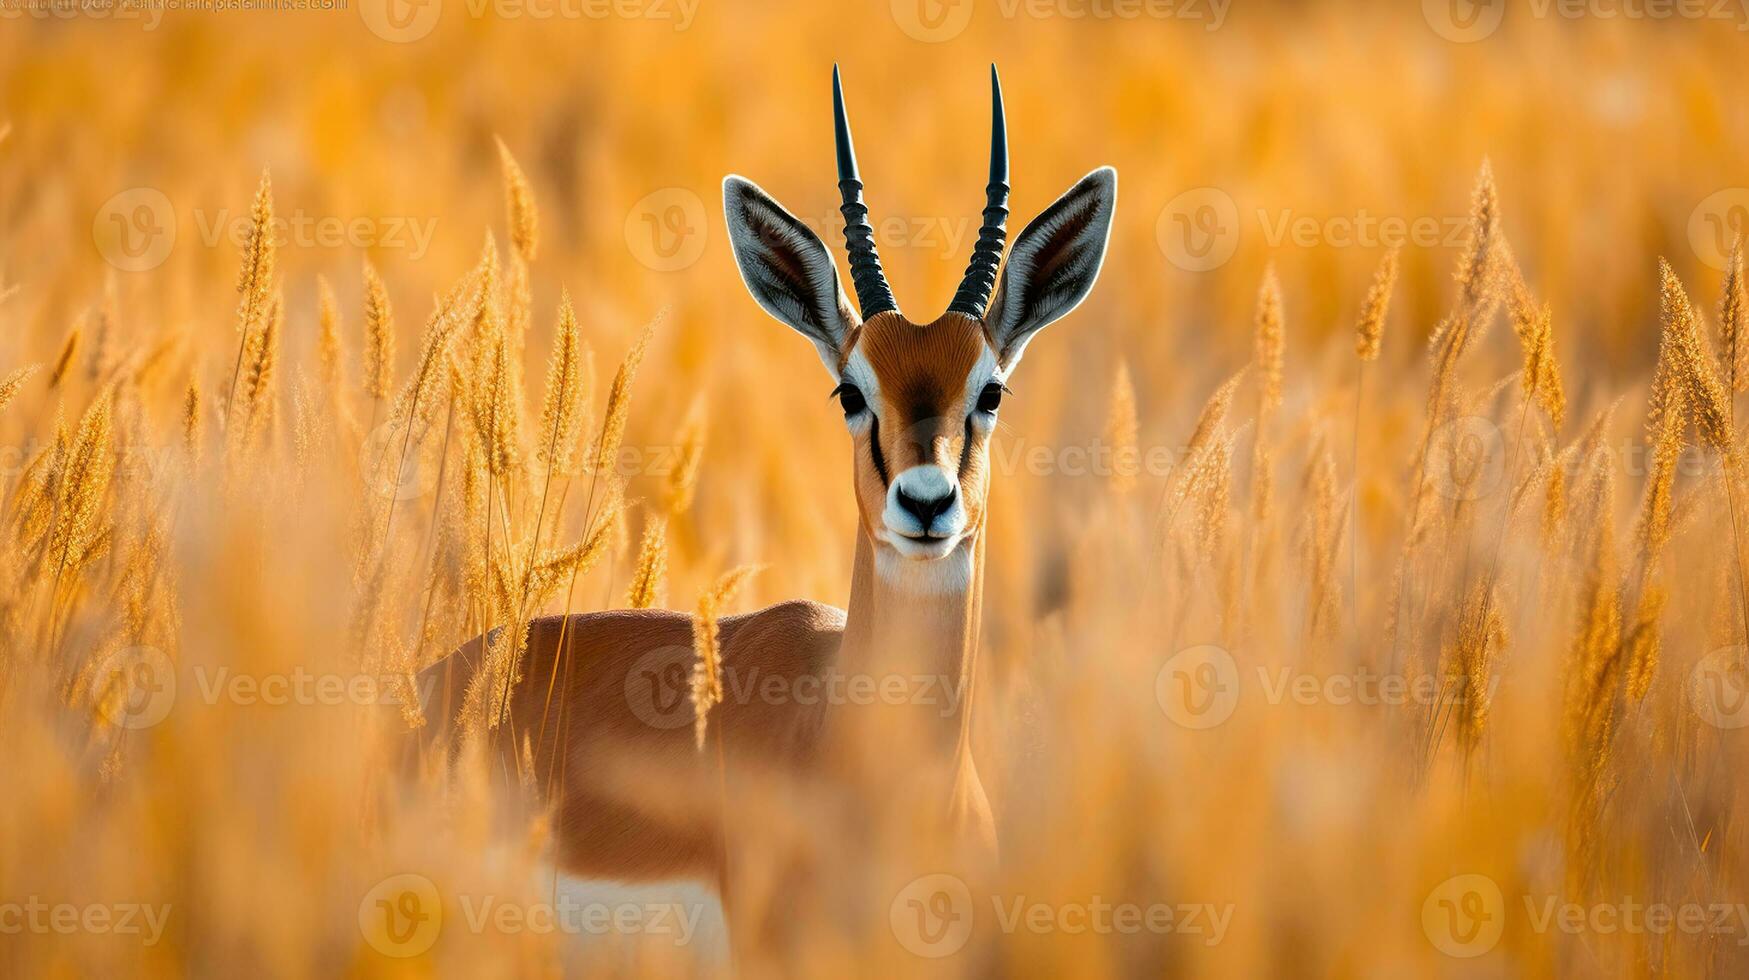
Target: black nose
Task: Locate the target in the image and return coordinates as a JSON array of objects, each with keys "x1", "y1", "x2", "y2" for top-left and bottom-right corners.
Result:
[{"x1": 896, "y1": 486, "x2": 956, "y2": 528}]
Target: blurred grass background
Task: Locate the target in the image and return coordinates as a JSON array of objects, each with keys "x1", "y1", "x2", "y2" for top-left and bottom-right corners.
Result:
[{"x1": 3, "y1": 2, "x2": 1749, "y2": 977}]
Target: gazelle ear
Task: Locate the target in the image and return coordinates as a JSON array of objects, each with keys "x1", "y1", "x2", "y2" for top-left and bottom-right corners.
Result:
[
  {"x1": 723, "y1": 175, "x2": 857, "y2": 365},
  {"x1": 985, "y1": 167, "x2": 1116, "y2": 368}
]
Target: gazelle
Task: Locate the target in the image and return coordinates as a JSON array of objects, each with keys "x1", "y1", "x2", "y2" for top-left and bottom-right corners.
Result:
[{"x1": 421, "y1": 64, "x2": 1115, "y2": 935}]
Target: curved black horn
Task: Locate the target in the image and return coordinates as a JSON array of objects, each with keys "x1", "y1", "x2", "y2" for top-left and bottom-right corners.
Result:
[
  {"x1": 834, "y1": 66, "x2": 898, "y2": 319},
  {"x1": 947, "y1": 64, "x2": 1010, "y2": 319}
]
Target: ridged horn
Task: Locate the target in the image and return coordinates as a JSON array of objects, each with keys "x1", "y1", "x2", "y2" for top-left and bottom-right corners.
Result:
[
  {"x1": 947, "y1": 64, "x2": 1010, "y2": 319},
  {"x1": 834, "y1": 65, "x2": 897, "y2": 319}
]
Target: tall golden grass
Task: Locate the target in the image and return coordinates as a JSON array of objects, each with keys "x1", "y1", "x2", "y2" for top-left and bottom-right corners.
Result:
[{"x1": 4, "y1": 6, "x2": 1749, "y2": 977}]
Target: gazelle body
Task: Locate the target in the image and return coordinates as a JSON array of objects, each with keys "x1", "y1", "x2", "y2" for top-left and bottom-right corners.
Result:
[{"x1": 419, "y1": 65, "x2": 1115, "y2": 940}]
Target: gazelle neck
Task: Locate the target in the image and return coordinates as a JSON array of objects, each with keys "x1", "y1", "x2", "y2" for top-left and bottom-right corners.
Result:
[{"x1": 834, "y1": 520, "x2": 985, "y2": 762}]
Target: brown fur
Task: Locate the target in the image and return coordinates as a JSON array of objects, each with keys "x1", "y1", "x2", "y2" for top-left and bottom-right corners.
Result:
[
  {"x1": 419, "y1": 600, "x2": 845, "y2": 882},
  {"x1": 846, "y1": 311, "x2": 995, "y2": 541},
  {"x1": 417, "y1": 309, "x2": 1003, "y2": 958}
]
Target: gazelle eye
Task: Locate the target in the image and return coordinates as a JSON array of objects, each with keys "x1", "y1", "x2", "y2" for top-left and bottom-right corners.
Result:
[
  {"x1": 976, "y1": 382, "x2": 1004, "y2": 414},
  {"x1": 833, "y1": 383, "x2": 867, "y2": 418}
]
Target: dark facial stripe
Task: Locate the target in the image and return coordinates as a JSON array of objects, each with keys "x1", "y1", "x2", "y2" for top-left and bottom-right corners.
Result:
[
  {"x1": 868, "y1": 413, "x2": 890, "y2": 486},
  {"x1": 959, "y1": 417, "x2": 975, "y2": 478}
]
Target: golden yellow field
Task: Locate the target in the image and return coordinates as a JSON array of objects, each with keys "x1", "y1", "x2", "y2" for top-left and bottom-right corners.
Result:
[{"x1": 5, "y1": 3, "x2": 1749, "y2": 976}]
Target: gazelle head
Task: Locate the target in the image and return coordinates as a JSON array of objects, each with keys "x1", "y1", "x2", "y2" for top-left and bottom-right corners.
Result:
[{"x1": 724, "y1": 67, "x2": 1115, "y2": 573}]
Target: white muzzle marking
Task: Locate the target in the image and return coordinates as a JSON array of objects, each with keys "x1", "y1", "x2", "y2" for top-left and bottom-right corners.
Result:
[{"x1": 880, "y1": 464, "x2": 967, "y2": 560}]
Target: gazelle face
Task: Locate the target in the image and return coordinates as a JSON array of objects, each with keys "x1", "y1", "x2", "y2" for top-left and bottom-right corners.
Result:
[
  {"x1": 723, "y1": 67, "x2": 1116, "y2": 569},
  {"x1": 836, "y1": 312, "x2": 1001, "y2": 560}
]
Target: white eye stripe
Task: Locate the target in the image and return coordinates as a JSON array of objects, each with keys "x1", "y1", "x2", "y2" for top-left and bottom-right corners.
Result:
[
  {"x1": 840, "y1": 347, "x2": 883, "y2": 417},
  {"x1": 961, "y1": 345, "x2": 1002, "y2": 417},
  {"x1": 839, "y1": 341, "x2": 1005, "y2": 424}
]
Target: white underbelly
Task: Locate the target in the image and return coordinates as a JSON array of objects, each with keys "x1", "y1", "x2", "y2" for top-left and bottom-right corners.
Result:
[{"x1": 547, "y1": 874, "x2": 731, "y2": 971}]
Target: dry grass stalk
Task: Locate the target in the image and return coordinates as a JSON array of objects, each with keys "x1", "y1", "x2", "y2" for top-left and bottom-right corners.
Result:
[
  {"x1": 1634, "y1": 376, "x2": 1686, "y2": 572},
  {"x1": 241, "y1": 289, "x2": 283, "y2": 429},
  {"x1": 507, "y1": 255, "x2": 533, "y2": 356},
  {"x1": 1254, "y1": 265, "x2": 1285, "y2": 414},
  {"x1": 1721, "y1": 236, "x2": 1747, "y2": 393},
  {"x1": 496, "y1": 136, "x2": 540, "y2": 264},
  {"x1": 1349, "y1": 250, "x2": 1399, "y2": 633},
  {"x1": 363, "y1": 259, "x2": 395, "y2": 403},
  {"x1": 535, "y1": 291, "x2": 586, "y2": 478},
  {"x1": 1355, "y1": 248, "x2": 1399, "y2": 361},
  {"x1": 626, "y1": 516, "x2": 668, "y2": 609},
  {"x1": 1250, "y1": 268, "x2": 1285, "y2": 533},
  {"x1": 515, "y1": 289, "x2": 589, "y2": 625},
  {"x1": 1538, "y1": 446, "x2": 1572, "y2": 548},
  {"x1": 1160, "y1": 371, "x2": 1244, "y2": 531},
  {"x1": 1186, "y1": 370, "x2": 1245, "y2": 457},
  {"x1": 475, "y1": 489, "x2": 624, "y2": 733},
  {"x1": 1456, "y1": 159, "x2": 1499, "y2": 315},
  {"x1": 1502, "y1": 250, "x2": 1566, "y2": 430},
  {"x1": 47, "y1": 391, "x2": 116, "y2": 617},
  {"x1": 1446, "y1": 582, "x2": 1505, "y2": 757},
  {"x1": 472, "y1": 336, "x2": 521, "y2": 479},
  {"x1": 84, "y1": 287, "x2": 119, "y2": 385},
  {"x1": 593, "y1": 312, "x2": 659, "y2": 475},
  {"x1": 182, "y1": 379, "x2": 201, "y2": 462},
  {"x1": 224, "y1": 171, "x2": 276, "y2": 421},
  {"x1": 233, "y1": 170, "x2": 276, "y2": 337},
  {"x1": 663, "y1": 399, "x2": 707, "y2": 518},
  {"x1": 1105, "y1": 360, "x2": 1139, "y2": 495},
  {"x1": 390, "y1": 271, "x2": 477, "y2": 433},
  {"x1": 1606, "y1": 270, "x2": 1712, "y2": 716},
  {"x1": 691, "y1": 564, "x2": 761, "y2": 750},
  {"x1": 1656, "y1": 260, "x2": 1735, "y2": 462},
  {"x1": 1194, "y1": 428, "x2": 1236, "y2": 563},
  {"x1": 0, "y1": 363, "x2": 39, "y2": 415},
  {"x1": 48, "y1": 328, "x2": 80, "y2": 389},
  {"x1": 1562, "y1": 461, "x2": 1624, "y2": 838},
  {"x1": 1622, "y1": 585, "x2": 1665, "y2": 703},
  {"x1": 316, "y1": 274, "x2": 343, "y2": 394},
  {"x1": 1303, "y1": 439, "x2": 1342, "y2": 642}
]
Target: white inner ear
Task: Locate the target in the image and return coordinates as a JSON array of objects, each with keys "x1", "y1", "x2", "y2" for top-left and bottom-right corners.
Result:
[
  {"x1": 808, "y1": 336, "x2": 843, "y2": 376},
  {"x1": 987, "y1": 167, "x2": 1117, "y2": 367},
  {"x1": 723, "y1": 176, "x2": 856, "y2": 359}
]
